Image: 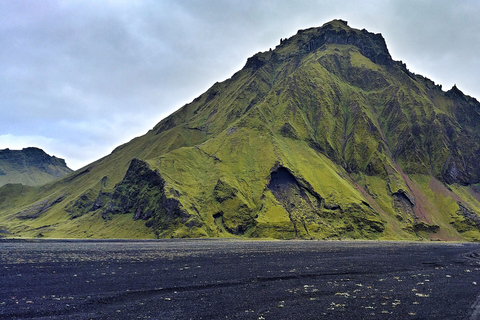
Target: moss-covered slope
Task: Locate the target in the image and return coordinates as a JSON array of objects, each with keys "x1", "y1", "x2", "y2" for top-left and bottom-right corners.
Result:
[{"x1": 2, "y1": 19, "x2": 480, "y2": 241}]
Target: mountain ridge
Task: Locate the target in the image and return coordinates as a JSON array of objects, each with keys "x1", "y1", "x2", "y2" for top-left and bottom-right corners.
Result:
[
  {"x1": 2, "y1": 20, "x2": 480, "y2": 241},
  {"x1": 0, "y1": 147, "x2": 73, "y2": 187}
]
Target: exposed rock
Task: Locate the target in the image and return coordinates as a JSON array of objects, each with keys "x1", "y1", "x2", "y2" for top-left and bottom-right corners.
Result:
[
  {"x1": 101, "y1": 159, "x2": 191, "y2": 236},
  {"x1": 65, "y1": 189, "x2": 98, "y2": 219},
  {"x1": 266, "y1": 166, "x2": 385, "y2": 238},
  {"x1": 443, "y1": 159, "x2": 470, "y2": 186},
  {"x1": 393, "y1": 189, "x2": 415, "y2": 206},
  {"x1": 300, "y1": 20, "x2": 393, "y2": 66},
  {"x1": 245, "y1": 54, "x2": 268, "y2": 70},
  {"x1": 456, "y1": 202, "x2": 480, "y2": 229},
  {"x1": 16, "y1": 194, "x2": 66, "y2": 219},
  {"x1": 0, "y1": 148, "x2": 69, "y2": 171},
  {"x1": 413, "y1": 222, "x2": 440, "y2": 233},
  {"x1": 268, "y1": 167, "x2": 322, "y2": 210},
  {"x1": 446, "y1": 84, "x2": 466, "y2": 100},
  {"x1": 280, "y1": 123, "x2": 298, "y2": 139}
]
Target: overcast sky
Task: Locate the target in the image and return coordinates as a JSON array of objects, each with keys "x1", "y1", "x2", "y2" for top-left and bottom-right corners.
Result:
[{"x1": 1, "y1": 0, "x2": 479, "y2": 170}]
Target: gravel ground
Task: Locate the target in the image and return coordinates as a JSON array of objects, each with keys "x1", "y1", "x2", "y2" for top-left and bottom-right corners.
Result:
[{"x1": 2, "y1": 239, "x2": 480, "y2": 319}]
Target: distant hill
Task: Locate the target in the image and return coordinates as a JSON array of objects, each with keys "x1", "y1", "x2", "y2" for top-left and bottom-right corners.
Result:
[
  {"x1": 2, "y1": 20, "x2": 480, "y2": 241},
  {"x1": 0, "y1": 147, "x2": 73, "y2": 187}
]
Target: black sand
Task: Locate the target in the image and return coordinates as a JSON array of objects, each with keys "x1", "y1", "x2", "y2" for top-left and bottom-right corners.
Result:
[{"x1": 2, "y1": 239, "x2": 480, "y2": 319}]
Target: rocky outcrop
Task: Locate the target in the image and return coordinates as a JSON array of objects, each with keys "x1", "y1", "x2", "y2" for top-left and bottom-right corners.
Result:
[
  {"x1": 267, "y1": 166, "x2": 384, "y2": 238},
  {"x1": 244, "y1": 20, "x2": 393, "y2": 74},
  {"x1": 16, "y1": 194, "x2": 66, "y2": 219},
  {"x1": 100, "y1": 159, "x2": 193, "y2": 236},
  {"x1": 298, "y1": 20, "x2": 392, "y2": 66},
  {"x1": 393, "y1": 190, "x2": 415, "y2": 217},
  {"x1": 102, "y1": 159, "x2": 166, "y2": 220}
]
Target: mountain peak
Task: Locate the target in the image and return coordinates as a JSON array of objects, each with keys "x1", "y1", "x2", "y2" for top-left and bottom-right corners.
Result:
[
  {"x1": 245, "y1": 19, "x2": 393, "y2": 71},
  {"x1": 296, "y1": 19, "x2": 392, "y2": 65},
  {"x1": 446, "y1": 84, "x2": 465, "y2": 98},
  {"x1": 0, "y1": 147, "x2": 72, "y2": 187},
  {"x1": 321, "y1": 19, "x2": 350, "y2": 30}
]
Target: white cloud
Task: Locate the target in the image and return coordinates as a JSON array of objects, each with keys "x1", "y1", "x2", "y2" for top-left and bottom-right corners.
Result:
[{"x1": 0, "y1": 134, "x2": 55, "y2": 150}]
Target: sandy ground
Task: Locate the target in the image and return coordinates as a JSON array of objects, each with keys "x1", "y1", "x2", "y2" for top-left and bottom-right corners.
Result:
[{"x1": 2, "y1": 239, "x2": 480, "y2": 319}]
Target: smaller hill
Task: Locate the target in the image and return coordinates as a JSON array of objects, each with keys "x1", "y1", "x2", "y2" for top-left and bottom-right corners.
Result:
[{"x1": 0, "y1": 147, "x2": 73, "y2": 187}]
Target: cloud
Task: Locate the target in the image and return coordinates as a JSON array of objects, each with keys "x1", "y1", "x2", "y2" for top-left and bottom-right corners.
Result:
[{"x1": 1, "y1": 0, "x2": 480, "y2": 169}]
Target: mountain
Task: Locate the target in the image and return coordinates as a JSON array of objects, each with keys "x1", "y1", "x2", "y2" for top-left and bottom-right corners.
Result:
[
  {"x1": 2, "y1": 19, "x2": 480, "y2": 240},
  {"x1": 0, "y1": 147, "x2": 73, "y2": 187}
]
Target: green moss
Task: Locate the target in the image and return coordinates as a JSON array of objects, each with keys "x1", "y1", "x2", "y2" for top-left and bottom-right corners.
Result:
[{"x1": 3, "y1": 21, "x2": 480, "y2": 241}]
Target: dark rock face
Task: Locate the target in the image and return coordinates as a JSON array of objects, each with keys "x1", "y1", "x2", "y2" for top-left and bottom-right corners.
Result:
[
  {"x1": 300, "y1": 20, "x2": 392, "y2": 66},
  {"x1": 393, "y1": 190, "x2": 415, "y2": 216},
  {"x1": 413, "y1": 222, "x2": 440, "y2": 233},
  {"x1": 245, "y1": 55, "x2": 268, "y2": 71},
  {"x1": 438, "y1": 86, "x2": 480, "y2": 185},
  {"x1": 16, "y1": 194, "x2": 66, "y2": 220},
  {"x1": 0, "y1": 147, "x2": 70, "y2": 175},
  {"x1": 267, "y1": 167, "x2": 325, "y2": 237},
  {"x1": 457, "y1": 203, "x2": 480, "y2": 229},
  {"x1": 101, "y1": 159, "x2": 191, "y2": 236},
  {"x1": 104, "y1": 159, "x2": 165, "y2": 219},
  {"x1": 65, "y1": 159, "x2": 192, "y2": 236},
  {"x1": 245, "y1": 20, "x2": 392, "y2": 74},
  {"x1": 268, "y1": 167, "x2": 322, "y2": 206},
  {"x1": 280, "y1": 123, "x2": 298, "y2": 139},
  {"x1": 266, "y1": 166, "x2": 384, "y2": 238}
]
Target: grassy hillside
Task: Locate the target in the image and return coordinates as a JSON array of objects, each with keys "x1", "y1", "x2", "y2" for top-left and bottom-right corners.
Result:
[
  {"x1": 0, "y1": 148, "x2": 73, "y2": 187},
  {"x1": 2, "y1": 20, "x2": 480, "y2": 241}
]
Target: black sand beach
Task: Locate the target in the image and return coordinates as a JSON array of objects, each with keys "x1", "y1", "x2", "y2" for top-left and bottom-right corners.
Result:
[{"x1": 2, "y1": 239, "x2": 480, "y2": 319}]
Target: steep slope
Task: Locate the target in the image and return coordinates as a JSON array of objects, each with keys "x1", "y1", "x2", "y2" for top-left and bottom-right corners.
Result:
[
  {"x1": 0, "y1": 148, "x2": 73, "y2": 187},
  {"x1": 2, "y1": 19, "x2": 480, "y2": 241}
]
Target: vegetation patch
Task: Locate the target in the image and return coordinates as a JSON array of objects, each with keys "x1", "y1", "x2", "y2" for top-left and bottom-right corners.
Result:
[
  {"x1": 16, "y1": 194, "x2": 66, "y2": 220},
  {"x1": 3, "y1": 20, "x2": 480, "y2": 241}
]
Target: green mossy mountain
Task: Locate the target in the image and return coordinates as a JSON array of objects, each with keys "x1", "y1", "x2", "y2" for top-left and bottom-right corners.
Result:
[
  {"x1": 2, "y1": 19, "x2": 480, "y2": 240},
  {"x1": 0, "y1": 147, "x2": 73, "y2": 187}
]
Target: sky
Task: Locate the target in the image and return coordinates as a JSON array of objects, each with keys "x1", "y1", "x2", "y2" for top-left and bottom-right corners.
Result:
[{"x1": 1, "y1": 0, "x2": 480, "y2": 170}]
